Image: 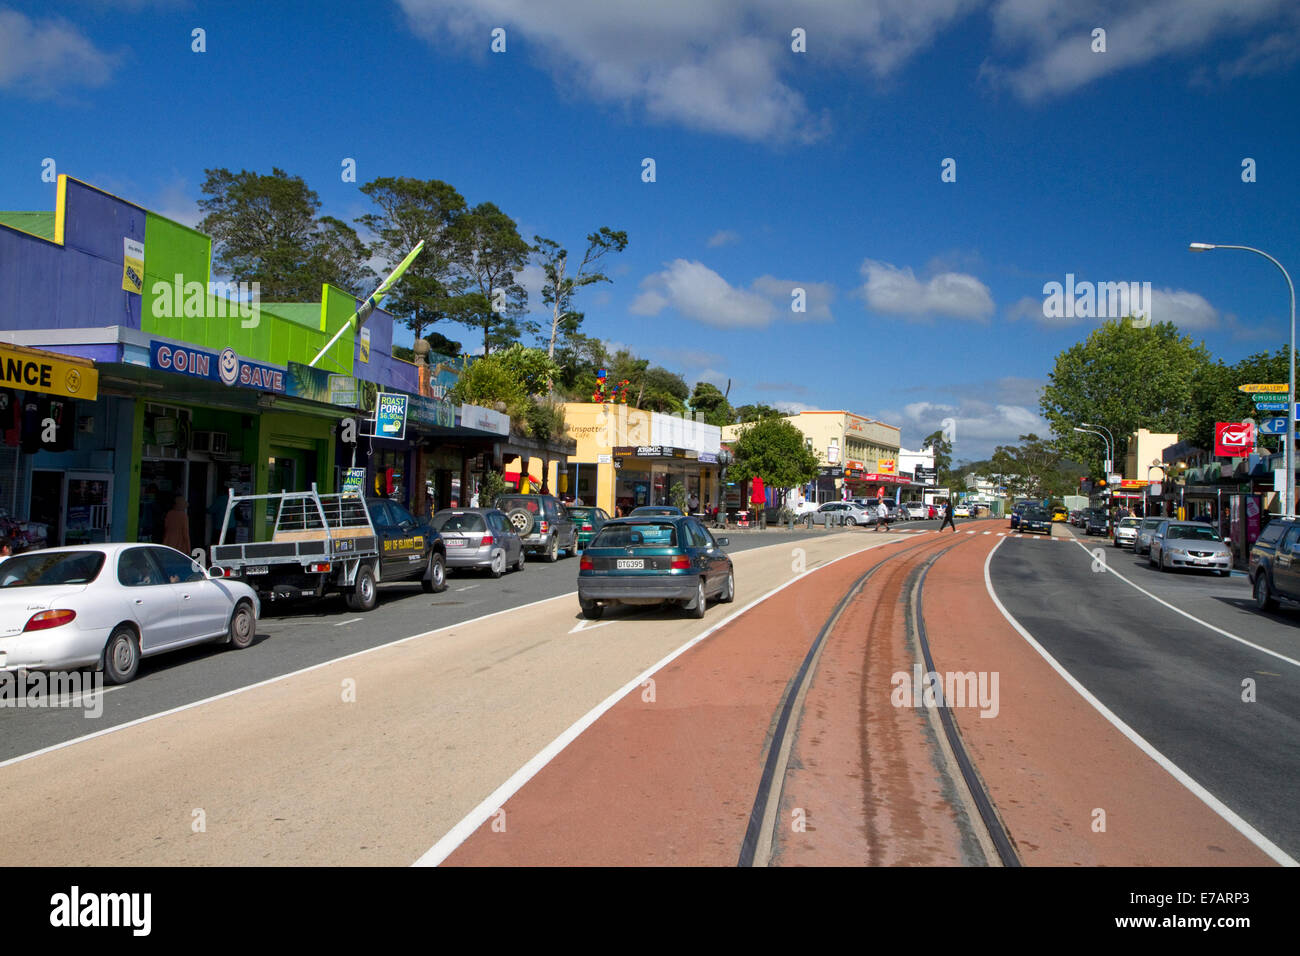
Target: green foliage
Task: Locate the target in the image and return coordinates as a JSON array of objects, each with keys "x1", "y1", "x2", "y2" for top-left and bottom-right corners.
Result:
[
  {"x1": 735, "y1": 403, "x2": 782, "y2": 423},
  {"x1": 1186, "y1": 347, "x2": 1293, "y2": 453},
  {"x1": 668, "y1": 480, "x2": 688, "y2": 512},
  {"x1": 732, "y1": 417, "x2": 822, "y2": 489},
  {"x1": 1040, "y1": 319, "x2": 1213, "y2": 473},
  {"x1": 198, "y1": 167, "x2": 374, "y2": 300},
  {"x1": 689, "y1": 381, "x2": 733, "y2": 426},
  {"x1": 494, "y1": 343, "x2": 561, "y2": 397},
  {"x1": 923, "y1": 428, "x2": 954, "y2": 486},
  {"x1": 448, "y1": 353, "x2": 529, "y2": 424},
  {"x1": 478, "y1": 470, "x2": 507, "y2": 504},
  {"x1": 525, "y1": 397, "x2": 566, "y2": 442},
  {"x1": 445, "y1": 202, "x2": 536, "y2": 354},
  {"x1": 357, "y1": 176, "x2": 464, "y2": 342},
  {"x1": 981, "y1": 434, "x2": 1079, "y2": 500}
]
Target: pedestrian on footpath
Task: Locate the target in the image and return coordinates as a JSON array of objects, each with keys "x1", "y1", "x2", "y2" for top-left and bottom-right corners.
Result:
[{"x1": 939, "y1": 499, "x2": 956, "y2": 532}]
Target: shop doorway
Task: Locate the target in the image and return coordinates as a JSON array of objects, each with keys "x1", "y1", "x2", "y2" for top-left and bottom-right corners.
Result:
[
  {"x1": 65, "y1": 472, "x2": 113, "y2": 545},
  {"x1": 140, "y1": 459, "x2": 187, "y2": 544},
  {"x1": 29, "y1": 469, "x2": 63, "y2": 548}
]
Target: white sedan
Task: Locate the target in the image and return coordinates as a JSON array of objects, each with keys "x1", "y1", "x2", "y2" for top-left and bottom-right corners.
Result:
[
  {"x1": 0, "y1": 543, "x2": 260, "y2": 684},
  {"x1": 954, "y1": 503, "x2": 972, "y2": 517}
]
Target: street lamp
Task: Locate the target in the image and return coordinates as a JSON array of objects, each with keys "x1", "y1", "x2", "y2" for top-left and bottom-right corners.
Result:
[
  {"x1": 1190, "y1": 242, "x2": 1297, "y2": 516},
  {"x1": 1080, "y1": 422, "x2": 1115, "y2": 473},
  {"x1": 1076, "y1": 425, "x2": 1116, "y2": 530}
]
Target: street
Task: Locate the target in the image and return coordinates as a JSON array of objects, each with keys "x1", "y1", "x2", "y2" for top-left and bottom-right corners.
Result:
[{"x1": 2, "y1": 518, "x2": 1295, "y2": 867}]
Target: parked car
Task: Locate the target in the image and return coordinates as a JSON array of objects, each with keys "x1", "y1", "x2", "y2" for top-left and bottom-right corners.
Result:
[
  {"x1": 1068, "y1": 509, "x2": 1082, "y2": 526},
  {"x1": 0, "y1": 544, "x2": 259, "y2": 685},
  {"x1": 432, "y1": 508, "x2": 523, "y2": 577},
  {"x1": 1019, "y1": 506, "x2": 1052, "y2": 535},
  {"x1": 1051, "y1": 506, "x2": 1068, "y2": 522},
  {"x1": 1113, "y1": 516, "x2": 1141, "y2": 548},
  {"x1": 629, "y1": 506, "x2": 685, "y2": 517},
  {"x1": 905, "y1": 501, "x2": 930, "y2": 519},
  {"x1": 577, "y1": 515, "x2": 734, "y2": 620},
  {"x1": 1084, "y1": 510, "x2": 1109, "y2": 536},
  {"x1": 1009, "y1": 502, "x2": 1033, "y2": 529},
  {"x1": 807, "y1": 501, "x2": 878, "y2": 527},
  {"x1": 1134, "y1": 516, "x2": 1165, "y2": 555},
  {"x1": 211, "y1": 490, "x2": 446, "y2": 611},
  {"x1": 495, "y1": 494, "x2": 578, "y2": 562},
  {"x1": 1148, "y1": 521, "x2": 1232, "y2": 575},
  {"x1": 1249, "y1": 519, "x2": 1298, "y2": 610},
  {"x1": 954, "y1": 503, "x2": 972, "y2": 518},
  {"x1": 567, "y1": 506, "x2": 611, "y2": 550}
]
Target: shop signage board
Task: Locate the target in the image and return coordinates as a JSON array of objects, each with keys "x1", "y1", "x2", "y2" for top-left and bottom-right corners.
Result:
[
  {"x1": 150, "y1": 341, "x2": 286, "y2": 393},
  {"x1": 0, "y1": 344, "x2": 98, "y2": 400},
  {"x1": 341, "y1": 467, "x2": 366, "y2": 497},
  {"x1": 1214, "y1": 421, "x2": 1254, "y2": 457},
  {"x1": 877, "y1": 458, "x2": 897, "y2": 475},
  {"x1": 406, "y1": 393, "x2": 454, "y2": 428},
  {"x1": 458, "y1": 403, "x2": 510, "y2": 436},
  {"x1": 374, "y1": 393, "x2": 408, "y2": 440}
]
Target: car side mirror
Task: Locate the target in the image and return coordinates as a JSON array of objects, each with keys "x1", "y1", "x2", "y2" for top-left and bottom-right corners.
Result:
[
  {"x1": 209, "y1": 567, "x2": 224, "y2": 578},
  {"x1": 716, "y1": 537, "x2": 729, "y2": 547}
]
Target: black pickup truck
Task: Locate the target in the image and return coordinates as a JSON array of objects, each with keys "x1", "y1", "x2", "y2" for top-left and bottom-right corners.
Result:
[{"x1": 1248, "y1": 518, "x2": 1297, "y2": 611}]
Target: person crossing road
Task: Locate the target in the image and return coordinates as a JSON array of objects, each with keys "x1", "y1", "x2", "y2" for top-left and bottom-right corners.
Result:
[{"x1": 939, "y1": 499, "x2": 956, "y2": 532}]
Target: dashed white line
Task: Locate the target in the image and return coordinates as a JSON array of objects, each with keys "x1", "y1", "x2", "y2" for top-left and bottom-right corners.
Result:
[{"x1": 334, "y1": 617, "x2": 363, "y2": 627}]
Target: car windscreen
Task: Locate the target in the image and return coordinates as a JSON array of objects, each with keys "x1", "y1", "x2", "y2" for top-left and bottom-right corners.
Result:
[
  {"x1": 1024, "y1": 508, "x2": 1048, "y2": 519},
  {"x1": 590, "y1": 522, "x2": 678, "y2": 548},
  {"x1": 0, "y1": 551, "x2": 106, "y2": 588},
  {"x1": 1119, "y1": 518, "x2": 1141, "y2": 527},
  {"x1": 435, "y1": 513, "x2": 485, "y2": 532},
  {"x1": 1168, "y1": 525, "x2": 1220, "y2": 541}
]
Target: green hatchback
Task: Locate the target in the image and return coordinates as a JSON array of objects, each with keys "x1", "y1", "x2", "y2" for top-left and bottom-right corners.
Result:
[
  {"x1": 567, "y1": 506, "x2": 611, "y2": 550},
  {"x1": 577, "y1": 515, "x2": 734, "y2": 620}
]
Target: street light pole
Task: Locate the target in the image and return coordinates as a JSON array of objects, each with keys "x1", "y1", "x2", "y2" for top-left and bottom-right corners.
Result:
[
  {"x1": 1074, "y1": 425, "x2": 1113, "y2": 529},
  {"x1": 1190, "y1": 242, "x2": 1297, "y2": 516}
]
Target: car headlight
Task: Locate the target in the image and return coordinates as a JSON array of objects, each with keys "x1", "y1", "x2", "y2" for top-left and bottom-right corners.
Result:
[{"x1": 1169, "y1": 548, "x2": 1188, "y2": 557}]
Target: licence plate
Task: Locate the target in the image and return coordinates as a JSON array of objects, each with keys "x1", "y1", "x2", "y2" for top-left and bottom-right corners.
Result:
[
  {"x1": 616, "y1": 559, "x2": 645, "y2": 570},
  {"x1": 1194, "y1": 558, "x2": 1209, "y2": 565},
  {"x1": 445, "y1": 538, "x2": 466, "y2": 547},
  {"x1": 244, "y1": 566, "x2": 268, "y2": 576}
]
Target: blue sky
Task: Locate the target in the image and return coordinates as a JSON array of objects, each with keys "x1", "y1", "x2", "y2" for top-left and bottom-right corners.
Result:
[{"x1": 2, "y1": 0, "x2": 1299, "y2": 460}]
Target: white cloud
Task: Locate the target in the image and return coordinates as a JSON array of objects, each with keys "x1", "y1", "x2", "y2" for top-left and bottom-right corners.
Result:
[
  {"x1": 882, "y1": 397, "x2": 1049, "y2": 459},
  {"x1": 396, "y1": 0, "x2": 977, "y2": 143},
  {"x1": 752, "y1": 275, "x2": 835, "y2": 322},
  {"x1": 707, "y1": 229, "x2": 740, "y2": 248},
  {"x1": 1009, "y1": 282, "x2": 1220, "y2": 330},
  {"x1": 516, "y1": 262, "x2": 548, "y2": 311},
  {"x1": 0, "y1": 9, "x2": 119, "y2": 98},
  {"x1": 1150, "y1": 288, "x2": 1218, "y2": 330},
  {"x1": 775, "y1": 400, "x2": 817, "y2": 414},
  {"x1": 630, "y1": 260, "x2": 777, "y2": 328},
  {"x1": 983, "y1": 0, "x2": 1300, "y2": 101},
  {"x1": 859, "y1": 259, "x2": 994, "y2": 321}
]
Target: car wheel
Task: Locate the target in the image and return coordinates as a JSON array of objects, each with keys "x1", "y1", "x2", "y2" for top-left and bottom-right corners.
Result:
[
  {"x1": 347, "y1": 563, "x2": 378, "y2": 610},
  {"x1": 580, "y1": 599, "x2": 604, "y2": 620},
  {"x1": 1160, "y1": 551, "x2": 1169, "y2": 572},
  {"x1": 514, "y1": 549, "x2": 526, "y2": 572},
  {"x1": 719, "y1": 570, "x2": 735, "y2": 604},
  {"x1": 546, "y1": 536, "x2": 559, "y2": 563},
  {"x1": 421, "y1": 552, "x2": 447, "y2": 593},
  {"x1": 1217, "y1": 569, "x2": 1231, "y2": 578},
  {"x1": 489, "y1": 550, "x2": 506, "y2": 578},
  {"x1": 1148, "y1": 549, "x2": 1156, "y2": 567},
  {"x1": 686, "y1": 579, "x2": 707, "y2": 619},
  {"x1": 227, "y1": 600, "x2": 256, "y2": 650},
  {"x1": 102, "y1": 625, "x2": 140, "y2": 685},
  {"x1": 1255, "y1": 573, "x2": 1279, "y2": 611}
]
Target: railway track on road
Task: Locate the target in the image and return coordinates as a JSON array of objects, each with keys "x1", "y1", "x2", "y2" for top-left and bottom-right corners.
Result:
[{"x1": 739, "y1": 526, "x2": 1019, "y2": 867}]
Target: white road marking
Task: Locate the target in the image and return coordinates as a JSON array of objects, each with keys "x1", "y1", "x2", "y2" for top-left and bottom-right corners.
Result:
[
  {"x1": 414, "y1": 536, "x2": 909, "y2": 867},
  {"x1": 455, "y1": 585, "x2": 480, "y2": 592},
  {"x1": 334, "y1": 618, "x2": 363, "y2": 627},
  {"x1": 1066, "y1": 539, "x2": 1300, "y2": 671},
  {"x1": 984, "y1": 537, "x2": 1297, "y2": 867},
  {"x1": 568, "y1": 618, "x2": 617, "y2": 634}
]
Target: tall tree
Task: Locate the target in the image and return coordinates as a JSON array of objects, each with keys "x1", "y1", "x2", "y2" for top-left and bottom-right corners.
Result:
[
  {"x1": 689, "y1": 381, "x2": 733, "y2": 426},
  {"x1": 198, "y1": 167, "x2": 373, "y2": 300},
  {"x1": 735, "y1": 403, "x2": 781, "y2": 423},
  {"x1": 731, "y1": 417, "x2": 822, "y2": 490},
  {"x1": 1039, "y1": 319, "x2": 1214, "y2": 475},
  {"x1": 922, "y1": 428, "x2": 954, "y2": 486},
  {"x1": 1188, "y1": 347, "x2": 1293, "y2": 454},
  {"x1": 533, "y1": 228, "x2": 629, "y2": 361},
  {"x1": 981, "y1": 434, "x2": 1078, "y2": 500},
  {"x1": 445, "y1": 202, "x2": 535, "y2": 354},
  {"x1": 357, "y1": 177, "x2": 466, "y2": 342}
]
